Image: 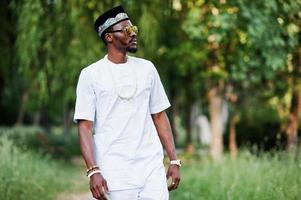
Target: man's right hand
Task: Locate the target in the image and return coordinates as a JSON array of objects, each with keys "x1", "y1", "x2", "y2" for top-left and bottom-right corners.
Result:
[{"x1": 90, "y1": 173, "x2": 109, "y2": 200}]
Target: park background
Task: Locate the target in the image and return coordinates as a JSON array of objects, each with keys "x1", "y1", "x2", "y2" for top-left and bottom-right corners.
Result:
[{"x1": 1, "y1": 0, "x2": 301, "y2": 199}]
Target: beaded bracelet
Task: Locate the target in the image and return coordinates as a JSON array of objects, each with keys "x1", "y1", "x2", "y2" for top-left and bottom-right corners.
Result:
[
  {"x1": 86, "y1": 167, "x2": 100, "y2": 176},
  {"x1": 87, "y1": 169, "x2": 102, "y2": 178},
  {"x1": 87, "y1": 166, "x2": 99, "y2": 174},
  {"x1": 86, "y1": 165, "x2": 99, "y2": 173}
]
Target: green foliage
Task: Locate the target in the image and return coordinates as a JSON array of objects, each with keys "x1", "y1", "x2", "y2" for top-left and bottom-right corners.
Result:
[
  {"x1": 170, "y1": 152, "x2": 301, "y2": 200},
  {"x1": 0, "y1": 126, "x2": 81, "y2": 159},
  {"x1": 138, "y1": 5, "x2": 160, "y2": 58},
  {"x1": 1, "y1": 0, "x2": 301, "y2": 149},
  {"x1": 0, "y1": 126, "x2": 43, "y2": 150},
  {"x1": 46, "y1": 126, "x2": 81, "y2": 159},
  {"x1": 234, "y1": 99, "x2": 285, "y2": 150},
  {"x1": 0, "y1": 136, "x2": 81, "y2": 200},
  {"x1": 3, "y1": 0, "x2": 104, "y2": 124}
]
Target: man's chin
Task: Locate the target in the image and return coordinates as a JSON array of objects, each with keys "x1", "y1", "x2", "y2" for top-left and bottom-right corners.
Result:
[{"x1": 127, "y1": 47, "x2": 138, "y2": 53}]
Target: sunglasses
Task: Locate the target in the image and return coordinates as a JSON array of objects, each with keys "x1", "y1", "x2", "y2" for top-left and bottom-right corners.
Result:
[{"x1": 107, "y1": 25, "x2": 138, "y2": 36}]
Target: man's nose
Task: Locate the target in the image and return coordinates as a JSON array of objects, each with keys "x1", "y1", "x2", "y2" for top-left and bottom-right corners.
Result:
[{"x1": 129, "y1": 30, "x2": 137, "y2": 37}]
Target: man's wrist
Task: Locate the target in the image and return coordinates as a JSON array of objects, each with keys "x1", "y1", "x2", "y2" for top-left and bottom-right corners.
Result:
[
  {"x1": 86, "y1": 164, "x2": 102, "y2": 177},
  {"x1": 170, "y1": 159, "x2": 182, "y2": 167},
  {"x1": 87, "y1": 169, "x2": 102, "y2": 178},
  {"x1": 86, "y1": 165, "x2": 99, "y2": 173}
]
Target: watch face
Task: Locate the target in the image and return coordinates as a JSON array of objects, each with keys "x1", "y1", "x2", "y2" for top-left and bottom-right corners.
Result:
[{"x1": 171, "y1": 160, "x2": 182, "y2": 167}]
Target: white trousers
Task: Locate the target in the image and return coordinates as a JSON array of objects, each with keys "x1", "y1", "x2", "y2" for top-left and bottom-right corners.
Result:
[{"x1": 108, "y1": 166, "x2": 169, "y2": 200}]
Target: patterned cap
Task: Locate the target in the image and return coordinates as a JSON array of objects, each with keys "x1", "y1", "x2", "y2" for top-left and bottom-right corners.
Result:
[{"x1": 94, "y1": 5, "x2": 129, "y2": 37}]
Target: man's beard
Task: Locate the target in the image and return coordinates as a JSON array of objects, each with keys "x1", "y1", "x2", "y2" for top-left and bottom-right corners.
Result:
[{"x1": 126, "y1": 46, "x2": 138, "y2": 53}]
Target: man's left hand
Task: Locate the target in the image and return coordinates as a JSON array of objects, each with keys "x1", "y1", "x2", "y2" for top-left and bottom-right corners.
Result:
[{"x1": 166, "y1": 164, "x2": 181, "y2": 191}]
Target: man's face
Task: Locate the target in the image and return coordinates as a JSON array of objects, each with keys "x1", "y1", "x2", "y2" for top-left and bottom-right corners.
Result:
[{"x1": 108, "y1": 20, "x2": 138, "y2": 53}]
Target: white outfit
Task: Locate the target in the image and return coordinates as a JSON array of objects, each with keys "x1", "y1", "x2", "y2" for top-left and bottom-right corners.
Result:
[
  {"x1": 74, "y1": 55, "x2": 170, "y2": 197},
  {"x1": 109, "y1": 165, "x2": 168, "y2": 200}
]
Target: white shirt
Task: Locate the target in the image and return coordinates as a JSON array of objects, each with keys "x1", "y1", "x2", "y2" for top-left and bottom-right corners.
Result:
[{"x1": 74, "y1": 55, "x2": 171, "y2": 191}]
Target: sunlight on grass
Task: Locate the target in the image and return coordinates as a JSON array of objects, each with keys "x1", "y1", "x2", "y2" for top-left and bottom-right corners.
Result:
[
  {"x1": 170, "y1": 152, "x2": 301, "y2": 200},
  {"x1": 0, "y1": 136, "x2": 83, "y2": 200},
  {"x1": 1, "y1": 131, "x2": 300, "y2": 200}
]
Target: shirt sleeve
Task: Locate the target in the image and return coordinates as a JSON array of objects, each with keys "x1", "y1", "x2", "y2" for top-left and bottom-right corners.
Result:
[
  {"x1": 149, "y1": 63, "x2": 171, "y2": 114},
  {"x1": 73, "y1": 69, "x2": 96, "y2": 123}
]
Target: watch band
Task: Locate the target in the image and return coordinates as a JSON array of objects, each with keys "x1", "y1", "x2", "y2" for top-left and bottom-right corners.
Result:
[{"x1": 170, "y1": 159, "x2": 182, "y2": 167}]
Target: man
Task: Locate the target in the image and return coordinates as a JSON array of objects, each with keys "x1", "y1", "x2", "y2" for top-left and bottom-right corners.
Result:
[{"x1": 74, "y1": 5, "x2": 181, "y2": 200}]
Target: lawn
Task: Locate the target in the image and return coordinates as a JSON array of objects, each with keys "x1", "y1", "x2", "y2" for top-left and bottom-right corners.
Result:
[
  {"x1": 0, "y1": 136, "x2": 85, "y2": 200},
  {"x1": 170, "y1": 152, "x2": 301, "y2": 200},
  {"x1": 1, "y1": 129, "x2": 300, "y2": 200}
]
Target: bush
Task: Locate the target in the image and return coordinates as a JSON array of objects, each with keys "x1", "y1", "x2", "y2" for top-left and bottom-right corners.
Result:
[
  {"x1": 170, "y1": 151, "x2": 301, "y2": 200},
  {"x1": 0, "y1": 136, "x2": 80, "y2": 200},
  {"x1": 0, "y1": 126, "x2": 43, "y2": 150},
  {"x1": 0, "y1": 126, "x2": 81, "y2": 159}
]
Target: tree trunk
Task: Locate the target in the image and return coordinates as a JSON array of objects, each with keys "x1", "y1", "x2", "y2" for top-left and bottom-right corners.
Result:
[
  {"x1": 33, "y1": 111, "x2": 41, "y2": 126},
  {"x1": 183, "y1": 73, "x2": 194, "y2": 154},
  {"x1": 170, "y1": 96, "x2": 179, "y2": 144},
  {"x1": 40, "y1": 106, "x2": 51, "y2": 133},
  {"x1": 15, "y1": 91, "x2": 28, "y2": 126},
  {"x1": 184, "y1": 104, "x2": 194, "y2": 154},
  {"x1": 286, "y1": 44, "x2": 301, "y2": 152},
  {"x1": 286, "y1": 88, "x2": 300, "y2": 152},
  {"x1": 229, "y1": 114, "x2": 238, "y2": 159},
  {"x1": 208, "y1": 85, "x2": 223, "y2": 160},
  {"x1": 63, "y1": 106, "x2": 73, "y2": 135},
  {"x1": 226, "y1": 85, "x2": 238, "y2": 159}
]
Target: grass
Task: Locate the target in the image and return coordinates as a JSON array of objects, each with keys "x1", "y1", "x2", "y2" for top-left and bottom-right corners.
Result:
[
  {"x1": 1, "y1": 126, "x2": 300, "y2": 200},
  {"x1": 0, "y1": 136, "x2": 85, "y2": 200},
  {"x1": 169, "y1": 152, "x2": 301, "y2": 200}
]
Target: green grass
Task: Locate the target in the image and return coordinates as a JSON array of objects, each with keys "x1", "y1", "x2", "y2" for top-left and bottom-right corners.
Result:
[
  {"x1": 169, "y1": 152, "x2": 301, "y2": 200},
  {"x1": 1, "y1": 126, "x2": 300, "y2": 200},
  {"x1": 0, "y1": 136, "x2": 84, "y2": 200}
]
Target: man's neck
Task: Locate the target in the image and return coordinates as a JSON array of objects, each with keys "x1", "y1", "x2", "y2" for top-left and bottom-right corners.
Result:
[{"x1": 107, "y1": 50, "x2": 127, "y2": 64}]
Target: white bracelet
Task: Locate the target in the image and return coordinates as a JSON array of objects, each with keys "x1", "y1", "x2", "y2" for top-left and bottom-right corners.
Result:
[
  {"x1": 170, "y1": 159, "x2": 182, "y2": 167},
  {"x1": 87, "y1": 170, "x2": 102, "y2": 178}
]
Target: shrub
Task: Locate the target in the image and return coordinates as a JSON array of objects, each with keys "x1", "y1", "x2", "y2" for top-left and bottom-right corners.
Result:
[
  {"x1": 0, "y1": 136, "x2": 80, "y2": 200},
  {"x1": 0, "y1": 126, "x2": 81, "y2": 159}
]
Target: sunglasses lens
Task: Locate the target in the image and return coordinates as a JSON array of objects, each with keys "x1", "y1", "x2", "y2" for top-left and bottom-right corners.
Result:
[
  {"x1": 132, "y1": 26, "x2": 138, "y2": 34},
  {"x1": 123, "y1": 26, "x2": 138, "y2": 36},
  {"x1": 124, "y1": 27, "x2": 131, "y2": 35}
]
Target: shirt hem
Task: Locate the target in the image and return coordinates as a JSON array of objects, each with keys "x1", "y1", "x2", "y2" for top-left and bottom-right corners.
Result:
[
  {"x1": 73, "y1": 112, "x2": 95, "y2": 123},
  {"x1": 150, "y1": 103, "x2": 171, "y2": 114}
]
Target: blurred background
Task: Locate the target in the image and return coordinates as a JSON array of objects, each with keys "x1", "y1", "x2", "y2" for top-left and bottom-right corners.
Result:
[{"x1": 1, "y1": 0, "x2": 301, "y2": 200}]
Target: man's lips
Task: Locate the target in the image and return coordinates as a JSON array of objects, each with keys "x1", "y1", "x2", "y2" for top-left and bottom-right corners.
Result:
[
  {"x1": 129, "y1": 38, "x2": 137, "y2": 45},
  {"x1": 130, "y1": 40, "x2": 137, "y2": 45}
]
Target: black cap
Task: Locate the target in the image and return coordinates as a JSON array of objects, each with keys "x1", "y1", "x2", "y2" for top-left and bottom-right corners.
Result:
[{"x1": 94, "y1": 5, "x2": 129, "y2": 36}]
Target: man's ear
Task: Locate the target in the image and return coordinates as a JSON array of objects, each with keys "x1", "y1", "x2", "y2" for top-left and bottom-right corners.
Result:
[{"x1": 105, "y1": 33, "x2": 113, "y2": 43}]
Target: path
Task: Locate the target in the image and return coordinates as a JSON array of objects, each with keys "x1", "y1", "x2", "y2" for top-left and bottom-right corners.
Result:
[
  {"x1": 56, "y1": 157, "x2": 96, "y2": 200},
  {"x1": 56, "y1": 192, "x2": 94, "y2": 200},
  {"x1": 56, "y1": 192, "x2": 95, "y2": 200}
]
